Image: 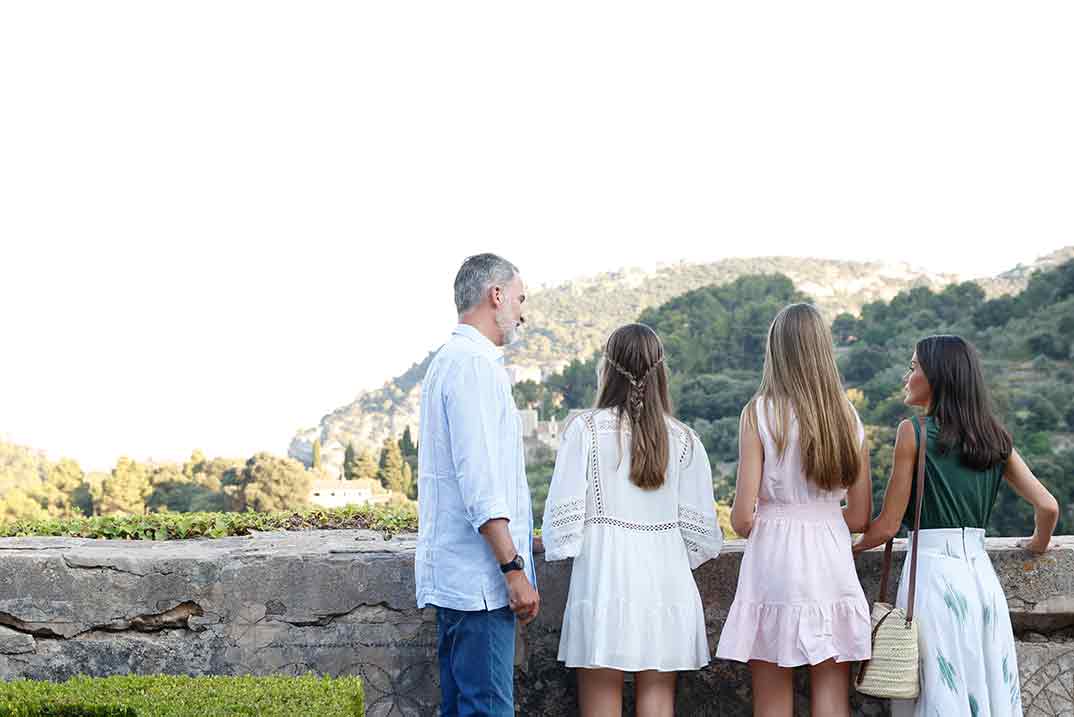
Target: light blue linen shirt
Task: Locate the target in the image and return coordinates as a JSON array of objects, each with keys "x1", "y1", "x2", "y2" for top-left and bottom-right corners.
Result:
[{"x1": 415, "y1": 324, "x2": 535, "y2": 611}]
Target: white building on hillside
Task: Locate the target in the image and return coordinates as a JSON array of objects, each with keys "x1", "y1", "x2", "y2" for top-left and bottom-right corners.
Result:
[{"x1": 308, "y1": 478, "x2": 392, "y2": 509}]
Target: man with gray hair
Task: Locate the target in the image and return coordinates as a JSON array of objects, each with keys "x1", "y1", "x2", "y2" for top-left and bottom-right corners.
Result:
[{"x1": 416, "y1": 253, "x2": 539, "y2": 716}]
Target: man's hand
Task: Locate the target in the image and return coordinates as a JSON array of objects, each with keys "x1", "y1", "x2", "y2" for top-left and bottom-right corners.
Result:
[
  {"x1": 477, "y1": 518, "x2": 539, "y2": 623},
  {"x1": 506, "y1": 572, "x2": 539, "y2": 624}
]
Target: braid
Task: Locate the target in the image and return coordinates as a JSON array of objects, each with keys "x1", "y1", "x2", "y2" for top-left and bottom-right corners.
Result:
[{"x1": 604, "y1": 354, "x2": 666, "y2": 421}]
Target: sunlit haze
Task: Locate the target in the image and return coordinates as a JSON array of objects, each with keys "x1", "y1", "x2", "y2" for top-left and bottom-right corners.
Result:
[{"x1": 2, "y1": 2, "x2": 1071, "y2": 469}]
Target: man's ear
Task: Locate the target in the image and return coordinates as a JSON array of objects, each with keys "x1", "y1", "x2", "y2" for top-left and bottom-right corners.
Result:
[{"x1": 489, "y1": 284, "x2": 503, "y2": 308}]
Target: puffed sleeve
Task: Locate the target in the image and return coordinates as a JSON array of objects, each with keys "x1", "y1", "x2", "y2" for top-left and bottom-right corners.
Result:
[
  {"x1": 541, "y1": 416, "x2": 589, "y2": 561},
  {"x1": 677, "y1": 429, "x2": 723, "y2": 569},
  {"x1": 444, "y1": 355, "x2": 511, "y2": 531}
]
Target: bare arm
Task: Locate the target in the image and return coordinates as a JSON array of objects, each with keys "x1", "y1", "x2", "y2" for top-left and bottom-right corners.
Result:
[
  {"x1": 731, "y1": 405, "x2": 763, "y2": 539},
  {"x1": 843, "y1": 440, "x2": 873, "y2": 533},
  {"x1": 854, "y1": 420, "x2": 916, "y2": 553},
  {"x1": 1004, "y1": 448, "x2": 1060, "y2": 554},
  {"x1": 479, "y1": 518, "x2": 540, "y2": 623}
]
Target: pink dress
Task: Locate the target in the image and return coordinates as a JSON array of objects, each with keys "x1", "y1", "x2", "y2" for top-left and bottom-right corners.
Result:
[{"x1": 715, "y1": 399, "x2": 871, "y2": 667}]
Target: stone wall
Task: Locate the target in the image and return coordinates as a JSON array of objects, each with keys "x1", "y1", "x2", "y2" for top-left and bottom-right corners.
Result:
[{"x1": 1, "y1": 532, "x2": 1071, "y2": 716}]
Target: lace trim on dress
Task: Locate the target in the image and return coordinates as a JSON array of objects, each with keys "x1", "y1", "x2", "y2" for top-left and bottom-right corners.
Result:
[
  {"x1": 595, "y1": 417, "x2": 628, "y2": 433},
  {"x1": 585, "y1": 515, "x2": 678, "y2": 532},
  {"x1": 589, "y1": 411, "x2": 695, "y2": 467},
  {"x1": 678, "y1": 505, "x2": 713, "y2": 537},
  {"x1": 545, "y1": 497, "x2": 586, "y2": 530},
  {"x1": 552, "y1": 532, "x2": 583, "y2": 549},
  {"x1": 581, "y1": 412, "x2": 605, "y2": 516},
  {"x1": 677, "y1": 427, "x2": 696, "y2": 466}
]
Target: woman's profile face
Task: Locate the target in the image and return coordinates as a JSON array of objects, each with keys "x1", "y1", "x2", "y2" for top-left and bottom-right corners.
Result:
[{"x1": 903, "y1": 351, "x2": 932, "y2": 408}]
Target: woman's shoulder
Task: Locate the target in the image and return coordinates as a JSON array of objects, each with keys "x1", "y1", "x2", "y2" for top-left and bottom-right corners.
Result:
[
  {"x1": 665, "y1": 414, "x2": 693, "y2": 437},
  {"x1": 561, "y1": 408, "x2": 597, "y2": 436},
  {"x1": 665, "y1": 416, "x2": 704, "y2": 464},
  {"x1": 561, "y1": 407, "x2": 619, "y2": 437}
]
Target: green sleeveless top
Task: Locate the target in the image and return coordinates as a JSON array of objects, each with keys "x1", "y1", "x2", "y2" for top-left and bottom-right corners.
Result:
[{"x1": 902, "y1": 416, "x2": 1006, "y2": 531}]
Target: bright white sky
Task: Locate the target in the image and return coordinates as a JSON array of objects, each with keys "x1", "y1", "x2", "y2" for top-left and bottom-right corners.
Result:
[{"x1": 1, "y1": 2, "x2": 1071, "y2": 471}]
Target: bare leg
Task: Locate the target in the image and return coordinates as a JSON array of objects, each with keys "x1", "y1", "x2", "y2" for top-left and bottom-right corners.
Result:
[
  {"x1": 749, "y1": 660, "x2": 793, "y2": 717},
  {"x1": 808, "y1": 659, "x2": 850, "y2": 717},
  {"x1": 578, "y1": 667, "x2": 624, "y2": 717},
  {"x1": 634, "y1": 670, "x2": 676, "y2": 717}
]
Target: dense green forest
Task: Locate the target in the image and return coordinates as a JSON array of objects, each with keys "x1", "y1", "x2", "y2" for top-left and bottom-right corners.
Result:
[
  {"x1": 4, "y1": 260, "x2": 1072, "y2": 538},
  {"x1": 0, "y1": 433, "x2": 418, "y2": 522},
  {"x1": 518, "y1": 261, "x2": 1074, "y2": 537}
]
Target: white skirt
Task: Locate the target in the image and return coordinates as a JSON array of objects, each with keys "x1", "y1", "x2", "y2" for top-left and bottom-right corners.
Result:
[
  {"x1": 557, "y1": 523, "x2": 710, "y2": 672},
  {"x1": 891, "y1": 528, "x2": 1023, "y2": 717}
]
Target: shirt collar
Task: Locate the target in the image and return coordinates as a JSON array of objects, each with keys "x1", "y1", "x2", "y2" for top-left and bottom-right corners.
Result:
[{"x1": 452, "y1": 323, "x2": 506, "y2": 363}]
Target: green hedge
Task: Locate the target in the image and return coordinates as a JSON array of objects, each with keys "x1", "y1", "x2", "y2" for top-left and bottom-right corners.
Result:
[
  {"x1": 0, "y1": 504, "x2": 418, "y2": 541},
  {"x1": 0, "y1": 707, "x2": 134, "y2": 717},
  {"x1": 0, "y1": 674, "x2": 363, "y2": 717}
]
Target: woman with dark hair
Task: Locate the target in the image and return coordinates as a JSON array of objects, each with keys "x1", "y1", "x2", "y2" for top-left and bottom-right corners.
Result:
[
  {"x1": 542, "y1": 323, "x2": 723, "y2": 716},
  {"x1": 854, "y1": 335, "x2": 1060, "y2": 716}
]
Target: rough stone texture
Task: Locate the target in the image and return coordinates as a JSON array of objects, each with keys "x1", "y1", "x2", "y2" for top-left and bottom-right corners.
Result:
[{"x1": 1, "y1": 532, "x2": 1071, "y2": 716}]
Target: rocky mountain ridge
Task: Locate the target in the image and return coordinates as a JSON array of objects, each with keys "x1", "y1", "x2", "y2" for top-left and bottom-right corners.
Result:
[{"x1": 289, "y1": 248, "x2": 1074, "y2": 467}]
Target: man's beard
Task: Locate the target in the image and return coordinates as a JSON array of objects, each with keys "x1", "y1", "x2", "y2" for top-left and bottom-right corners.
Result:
[{"x1": 495, "y1": 305, "x2": 522, "y2": 346}]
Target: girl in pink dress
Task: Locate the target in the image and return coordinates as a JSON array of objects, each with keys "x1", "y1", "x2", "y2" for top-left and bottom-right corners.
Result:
[{"x1": 715, "y1": 303, "x2": 873, "y2": 717}]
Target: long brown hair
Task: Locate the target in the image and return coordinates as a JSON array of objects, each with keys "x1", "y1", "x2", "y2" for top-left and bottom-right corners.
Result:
[
  {"x1": 595, "y1": 323, "x2": 673, "y2": 490},
  {"x1": 915, "y1": 335, "x2": 1012, "y2": 470},
  {"x1": 750, "y1": 303, "x2": 861, "y2": 490}
]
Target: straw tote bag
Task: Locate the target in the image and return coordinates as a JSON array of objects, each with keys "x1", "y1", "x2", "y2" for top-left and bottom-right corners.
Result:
[{"x1": 855, "y1": 415, "x2": 928, "y2": 699}]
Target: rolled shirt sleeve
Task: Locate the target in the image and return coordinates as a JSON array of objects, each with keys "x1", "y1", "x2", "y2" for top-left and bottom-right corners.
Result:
[{"x1": 444, "y1": 355, "x2": 513, "y2": 532}]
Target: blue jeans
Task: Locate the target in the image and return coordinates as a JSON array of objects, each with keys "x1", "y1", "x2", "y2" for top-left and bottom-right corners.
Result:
[{"x1": 436, "y1": 605, "x2": 516, "y2": 717}]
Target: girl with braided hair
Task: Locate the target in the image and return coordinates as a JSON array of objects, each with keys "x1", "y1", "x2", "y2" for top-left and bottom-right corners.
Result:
[{"x1": 543, "y1": 323, "x2": 723, "y2": 716}]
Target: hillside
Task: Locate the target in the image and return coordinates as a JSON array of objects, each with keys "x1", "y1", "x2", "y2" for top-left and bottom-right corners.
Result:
[
  {"x1": 522, "y1": 258, "x2": 1074, "y2": 535},
  {"x1": 289, "y1": 249, "x2": 1071, "y2": 465}
]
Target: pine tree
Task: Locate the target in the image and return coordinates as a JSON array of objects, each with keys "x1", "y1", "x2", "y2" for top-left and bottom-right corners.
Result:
[
  {"x1": 378, "y1": 438, "x2": 407, "y2": 493},
  {"x1": 355, "y1": 449, "x2": 379, "y2": 482},
  {"x1": 182, "y1": 449, "x2": 207, "y2": 481},
  {"x1": 225, "y1": 452, "x2": 312, "y2": 513},
  {"x1": 45, "y1": 458, "x2": 85, "y2": 518},
  {"x1": 99, "y1": 457, "x2": 150, "y2": 516},
  {"x1": 146, "y1": 463, "x2": 192, "y2": 513},
  {"x1": 343, "y1": 442, "x2": 358, "y2": 481},
  {"x1": 400, "y1": 426, "x2": 417, "y2": 457}
]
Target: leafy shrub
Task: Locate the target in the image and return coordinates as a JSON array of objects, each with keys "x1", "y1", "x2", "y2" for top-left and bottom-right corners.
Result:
[
  {"x1": 0, "y1": 504, "x2": 417, "y2": 540},
  {"x1": 0, "y1": 674, "x2": 363, "y2": 717}
]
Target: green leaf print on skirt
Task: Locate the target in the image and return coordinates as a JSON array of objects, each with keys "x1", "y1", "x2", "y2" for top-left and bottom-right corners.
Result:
[
  {"x1": 942, "y1": 578, "x2": 969, "y2": 629},
  {"x1": 969, "y1": 694, "x2": 979, "y2": 717},
  {"x1": 1002, "y1": 651, "x2": 1022, "y2": 710},
  {"x1": 937, "y1": 652, "x2": 959, "y2": 693},
  {"x1": 990, "y1": 592, "x2": 998, "y2": 641}
]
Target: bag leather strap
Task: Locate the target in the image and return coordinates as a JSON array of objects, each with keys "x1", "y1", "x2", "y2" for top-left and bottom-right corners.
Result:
[
  {"x1": 857, "y1": 416, "x2": 929, "y2": 688},
  {"x1": 875, "y1": 415, "x2": 928, "y2": 623}
]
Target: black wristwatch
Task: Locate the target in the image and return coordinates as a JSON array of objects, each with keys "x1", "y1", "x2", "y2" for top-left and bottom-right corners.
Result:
[{"x1": 500, "y1": 554, "x2": 525, "y2": 574}]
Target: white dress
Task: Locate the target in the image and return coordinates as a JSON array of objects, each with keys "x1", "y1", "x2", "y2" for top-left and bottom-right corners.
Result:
[{"x1": 542, "y1": 408, "x2": 723, "y2": 671}]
